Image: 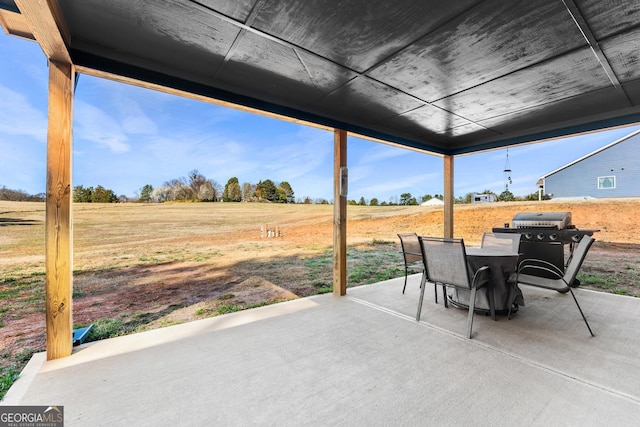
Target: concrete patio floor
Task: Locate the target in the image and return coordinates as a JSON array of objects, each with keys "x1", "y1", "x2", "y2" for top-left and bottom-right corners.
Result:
[{"x1": 3, "y1": 274, "x2": 640, "y2": 426}]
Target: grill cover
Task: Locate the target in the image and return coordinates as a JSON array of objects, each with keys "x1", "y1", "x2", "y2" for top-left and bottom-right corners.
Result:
[{"x1": 512, "y1": 212, "x2": 572, "y2": 229}]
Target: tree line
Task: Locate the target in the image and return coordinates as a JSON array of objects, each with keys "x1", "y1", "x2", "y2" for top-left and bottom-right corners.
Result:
[
  {"x1": 350, "y1": 189, "x2": 539, "y2": 206},
  {"x1": 0, "y1": 186, "x2": 45, "y2": 202},
  {"x1": 3, "y1": 180, "x2": 540, "y2": 205},
  {"x1": 138, "y1": 170, "x2": 295, "y2": 204}
]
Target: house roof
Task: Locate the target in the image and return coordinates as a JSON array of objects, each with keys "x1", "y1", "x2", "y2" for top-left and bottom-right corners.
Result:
[
  {"x1": 537, "y1": 128, "x2": 640, "y2": 184},
  {"x1": 2, "y1": 0, "x2": 640, "y2": 155}
]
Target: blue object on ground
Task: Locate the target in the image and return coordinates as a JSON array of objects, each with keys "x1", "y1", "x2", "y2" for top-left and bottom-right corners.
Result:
[{"x1": 72, "y1": 324, "x2": 94, "y2": 346}]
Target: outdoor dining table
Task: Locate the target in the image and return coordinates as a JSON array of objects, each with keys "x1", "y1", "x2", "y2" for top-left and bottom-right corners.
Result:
[{"x1": 446, "y1": 247, "x2": 524, "y2": 314}]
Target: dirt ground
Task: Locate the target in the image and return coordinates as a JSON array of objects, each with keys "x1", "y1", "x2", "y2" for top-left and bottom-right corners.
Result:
[{"x1": 1, "y1": 199, "x2": 639, "y2": 369}]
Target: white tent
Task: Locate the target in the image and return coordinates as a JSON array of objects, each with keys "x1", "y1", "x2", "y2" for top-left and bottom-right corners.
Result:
[{"x1": 420, "y1": 198, "x2": 444, "y2": 206}]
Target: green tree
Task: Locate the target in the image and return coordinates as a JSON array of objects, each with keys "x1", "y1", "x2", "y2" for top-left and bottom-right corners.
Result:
[
  {"x1": 73, "y1": 185, "x2": 86, "y2": 202},
  {"x1": 358, "y1": 197, "x2": 367, "y2": 206},
  {"x1": 498, "y1": 190, "x2": 516, "y2": 202},
  {"x1": 399, "y1": 193, "x2": 411, "y2": 205},
  {"x1": 92, "y1": 185, "x2": 117, "y2": 203},
  {"x1": 369, "y1": 198, "x2": 379, "y2": 206},
  {"x1": 399, "y1": 193, "x2": 417, "y2": 205},
  {"x1": 223, "y1": 177, "x2": 242, "y2": 202},
  {"x1": 255, "y1": 179, "x2": 277, "y2": 201},
  {"x1": 139, "y1": 184, "x2": 154, "y2": 203},
  {"x1": 277, "y1": 181, "x2": 294, "y2": 204},
  {"x1": 73, "y1": 185, "x2": 93, "y2": 202},
  {"x1": 464, "y1": 193, "x2": 474, "y2": 204}
]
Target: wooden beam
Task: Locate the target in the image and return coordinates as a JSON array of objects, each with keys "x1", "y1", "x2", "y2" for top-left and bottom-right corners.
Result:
[
  {"x1": 0, "y1": 9, "x2": 35, "y2": 40},
  {"x1": 14, "y1": 0, "x2": 71, "y2": 63},
  {"x1": 333, "y1": 129, "x2": 347, "y2": 296},
  {"x1": 45, "y1": 60, "x2": 74, "y2": 360},
  {"x1": 443, "y1": 155, "x2": 454, "y2": 238}
]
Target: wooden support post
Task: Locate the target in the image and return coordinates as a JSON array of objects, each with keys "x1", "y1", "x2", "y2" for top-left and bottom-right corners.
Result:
[
  {"x1": 443, "y1": 155, "x2": 454, "y2": 239},
  {"x1": 45, "y1": 60, "x2": 74, "y2": 360},
  {"x1": 333, "y1": 129, "x2": 347, "y2": 296}
]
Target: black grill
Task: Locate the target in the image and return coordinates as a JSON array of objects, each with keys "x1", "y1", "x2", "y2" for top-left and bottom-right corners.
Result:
[{"x1": 492, "y1": 212, "x2": 598, "y2": 279}]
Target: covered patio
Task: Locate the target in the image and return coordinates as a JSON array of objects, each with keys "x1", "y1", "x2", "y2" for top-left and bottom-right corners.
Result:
[
  {"x1": 2, "y1": 1, "x2": 640, "y2": 422},
  {"x1": 5, "y1": 275, "x2": 640, "y2": 424},
  {"x1": 2, "y1": 0, "x2": 639, "y2": 361}
]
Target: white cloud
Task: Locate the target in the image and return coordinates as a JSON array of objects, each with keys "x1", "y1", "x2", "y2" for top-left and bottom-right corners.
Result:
[
  {"x1": 257, "y1": 128, "x2": 332, "y2": 180},
  {"x1": 119, "y1": 100, "x2": 158, "y2": 135},
  {"x1": 0, "y1": 85, "x2": 47, "y2": 140},
  {"x1": 352, "y1": 141, "x2": 410, "y2": 164},
  {"x1": 74, "y1": 100, "x2": 131, "y2": 153}
]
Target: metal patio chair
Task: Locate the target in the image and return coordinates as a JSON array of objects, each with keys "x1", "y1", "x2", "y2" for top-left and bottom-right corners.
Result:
[
  {"x1": 512, "y1": 234, "x2": 595, "y2": 336},
  {"x1": 398, "y1": 233, "x2": 431, "y2": 297},
  {"x1": 417, "y1": 236, "x2": 493, "y2": 339}
]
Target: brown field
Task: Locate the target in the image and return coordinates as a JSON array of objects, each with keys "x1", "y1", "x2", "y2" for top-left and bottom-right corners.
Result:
[{"x1": 1, "y1": 198, "x2": 640, "y2": 375}]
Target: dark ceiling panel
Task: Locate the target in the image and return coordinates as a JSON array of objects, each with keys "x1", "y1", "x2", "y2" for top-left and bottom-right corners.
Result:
[
  {"x1": 312, "y1": 77, "x2": 425, "y2": 125},
  {"x1": 600, "y1": 27, "x2": 640, "y2": 83},
  {"x1": 43, "y1": 0, "x2": 640, "y2": 154},
  {"x1": 576, "y1": 0, "x2": 640, "y2": 40},
  {"x1": 218, "y1": 30, "x2": 356, "y2": 107},
  {"x1": 195, "y1": 0, "x2": 257, "y2": 22},
  {"x1": 477, "y1": 86, "x2": 629, "y2": 135},
  {"x1": 433, "y1": 47, "x2": 611, "y2": 123},
  {"x1": 623, "y1": 79, "x2": 640, "y2": 106},
  {"x1": 59, "y1": 0, "x2": 241, "y2": 85},
  {"x1": 0, "y1": 0, "x2": 18, "y2": 13},
  {"x1": 369, "y1": 0, "x2": 586, "y2": 102},
  {"x1": 250, "y1": 0, "x2": 479, "y2": 73},
  {"x1": 379, "y1": 104, "x2": 474, "y2": 136}
]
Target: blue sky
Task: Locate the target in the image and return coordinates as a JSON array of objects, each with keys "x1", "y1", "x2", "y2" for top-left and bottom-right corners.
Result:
[{"x1": 2, "y1": 33, "x2": 639, "y2": 202}]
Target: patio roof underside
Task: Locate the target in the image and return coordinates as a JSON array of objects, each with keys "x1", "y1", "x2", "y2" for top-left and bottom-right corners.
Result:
[{"x1": 2, "y1": 0, "x2": 640, "y2": 155}]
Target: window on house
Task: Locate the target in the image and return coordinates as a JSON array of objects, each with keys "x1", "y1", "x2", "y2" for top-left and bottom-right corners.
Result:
[{"x1": 597, "y1": 176, "x2": 616, "y2": 189}]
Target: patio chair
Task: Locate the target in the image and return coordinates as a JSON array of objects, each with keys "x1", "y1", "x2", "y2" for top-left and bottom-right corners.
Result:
[
  {"x1": 512, "y1": 234, "x2": 595, "y2": 336},
  {"x1": 398, "y1": 233, "x2": 438, "y2": 302},
  {"x1": 481, "y1": 232, "x2": 521, "y2": 253},
  {"x1": 417, "y1": 236, "x2": 493, "y2": 339}
]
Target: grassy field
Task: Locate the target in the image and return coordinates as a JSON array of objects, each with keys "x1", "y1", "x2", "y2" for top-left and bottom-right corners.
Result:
[{"x1": 2, "y1": 199, "x2": 640, "y2": 399}]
